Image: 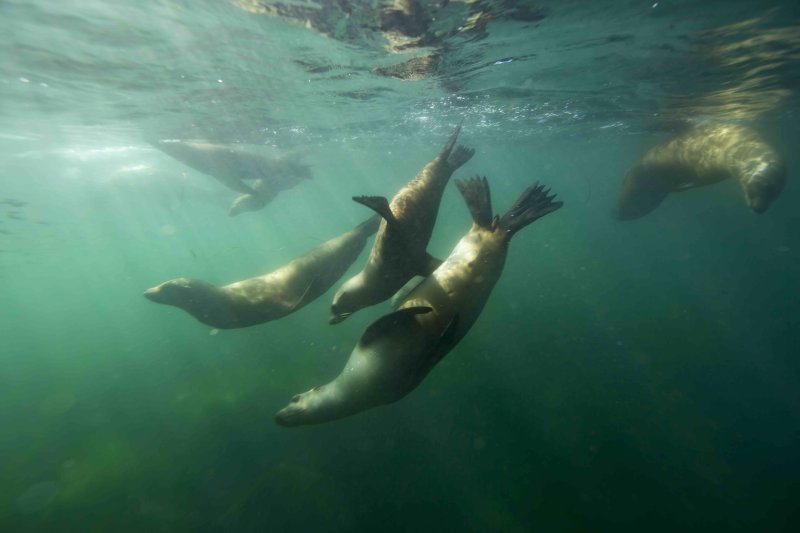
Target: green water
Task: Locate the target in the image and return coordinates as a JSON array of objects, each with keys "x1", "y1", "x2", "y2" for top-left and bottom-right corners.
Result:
[{"x1": 1, "y1": 1, "x2": 799, "y2": 531}]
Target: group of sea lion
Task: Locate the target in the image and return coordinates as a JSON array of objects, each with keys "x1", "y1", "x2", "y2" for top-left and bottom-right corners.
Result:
[
  {"x1": 145, "y1": 124, "x2": 564, "y2": 427},
  {"x1": 144, "y1": 120, "x2": 787, "y2": 428}
]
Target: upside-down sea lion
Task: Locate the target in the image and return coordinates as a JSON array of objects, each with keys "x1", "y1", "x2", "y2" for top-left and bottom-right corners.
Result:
[
  {"x1": 151, "y1": 140, "x2": 312, "y2": 216},
  {"x1": 143, "y1": 215, "x2": 379, "y2": 328},
  {"x1": 329, "y1": 124, "x2": 474, "y2": 323},
  {"x1": 275, "y1": 176, "x2": 562, "y2": 427},
  {"x1": 615, "y1": 123, "x2": 786, "y2": 220}
]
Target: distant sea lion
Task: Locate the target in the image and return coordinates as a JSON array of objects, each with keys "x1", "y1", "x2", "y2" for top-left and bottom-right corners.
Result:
[
  {"x1": 276, "y1": 176, "x2": 562, "y2": 427},
  {"x1": 144, "y1": 216, "x2": 379, "y2": 328},
  {"x1": 616, "y1": 123, "x2": 786, "y2": 220},
  {"x1": 151, "y1": 140, "x2": 312, "y2": 216},
  {"x1": 329, "y1": 124, "x2": 474, "y2": 323}
]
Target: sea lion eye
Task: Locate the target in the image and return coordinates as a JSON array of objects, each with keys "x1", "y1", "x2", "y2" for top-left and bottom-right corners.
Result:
[{"x1": 290, "y1": 395, "x2": 301, "y2": 403}]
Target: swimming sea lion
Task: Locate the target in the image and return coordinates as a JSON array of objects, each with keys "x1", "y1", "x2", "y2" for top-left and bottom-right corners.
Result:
[
  {"x1": 275, "y1": 176, "x2": 562, "y2": 427},
  {"x1": 151, "y1": 140, "x2": 312, "y2": 216},
  {"x1": 616, "y1": 123, "x2": 786, "y2": 220},
  {"x1": 329, "y1": 124, "x2": 475, "y2": 323},
  {"x1": 144, "y1": 215, "x2": 379, "y2": 328}
]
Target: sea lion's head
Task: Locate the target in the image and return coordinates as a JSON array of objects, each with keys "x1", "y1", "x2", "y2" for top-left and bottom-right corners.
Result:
[
  {"x1": 741, "y1": 160, "x2": 786, "y2": 214},
  {"x1": 144, "y1": 278, "x2": 233, "y2": 326},
  {"x1": 144, "y1": 278, "x2": 208, "y2": 307},
  {"x1": 274, "y1": 387, "x2": 332, "y2": 427},
  {"x1": 329, "y1": 274, "x2": 369, "y2": 324}
]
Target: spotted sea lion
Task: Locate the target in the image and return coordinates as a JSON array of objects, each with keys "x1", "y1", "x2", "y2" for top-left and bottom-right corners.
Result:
[
  {"x1": 616, "y1": 123, "x2": 786, "y2": 220},
  {"x1": 144, "y1": 215, "x2": 379, "y2": 329},
  {"x1": 276, "y1": 176, "x2": 562, "y2": 427},
  {"x1": 329, "y1": 124, "x2": 475, "y2": 324},
  {"x1": 151, "y1": 140, "x2": 312, "y2": 216}
]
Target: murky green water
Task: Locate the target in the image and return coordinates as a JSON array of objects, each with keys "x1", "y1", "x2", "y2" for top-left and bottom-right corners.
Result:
[{"x1": 1, "y1": 1, "x2": 799, "y2": 531}]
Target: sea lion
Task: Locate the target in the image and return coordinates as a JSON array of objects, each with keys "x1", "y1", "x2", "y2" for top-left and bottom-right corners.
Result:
[
  {"x1": 616, "y1": 123, "x2": 786, "y2": 220},
  {"x1": 151, "y1": 140, "x2": 312, "y2": 216},
  {"x1": 276, "y1": 176, "x2": 562, "y2": 427},
  {"x1": 144, "y1": 215, "x2": 379, "y2": 328},
  {"x1": 329, "y1": 124, "x2": 475, "y2": 324}
]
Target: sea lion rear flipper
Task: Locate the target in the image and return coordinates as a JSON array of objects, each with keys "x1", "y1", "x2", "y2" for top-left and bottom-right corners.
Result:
[
  {"x1": 455, "y1": 175, "x2": 493, "y2": 228},
  {"x1": 499, "y1": 181, "x2": 563, "y2": 238},
  {"x1": 353, "y1": 196, "x2": 397, "y2": 224},
  {"x1": 440, "y1": 121, "x2": 463, "y2": 159},
  {"x1": 359, "y1": 306, "x2": 432, "y2": 347},
  {"x1": 447, "y1": 146, "x2": 475, "y2": 172}
]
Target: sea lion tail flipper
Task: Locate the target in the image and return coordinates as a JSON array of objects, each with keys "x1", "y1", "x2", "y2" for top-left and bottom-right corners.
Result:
[
  {"x1": 439, "y1": 120, "x2": 465, "y2": 160},
  {"x1": 447, "y1": 145, "x2": 475, "y2": 172},
  {"x1": 353, "y1": 196, "x2": 397, "y2": 224},
  {"x1": 499, "y1": 181, "x2": 563, "y2": 238},
  {"x1": 359, "y1": 306, "x2": 433, "y2": 347},
  {"x1": 455, "y1": 175, "x2": 493, "y2": 228}
]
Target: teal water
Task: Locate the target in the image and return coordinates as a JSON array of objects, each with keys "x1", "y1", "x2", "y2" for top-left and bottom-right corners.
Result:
[{"x1": 1, "y1": 1, "x2": 799, "y2": 531}]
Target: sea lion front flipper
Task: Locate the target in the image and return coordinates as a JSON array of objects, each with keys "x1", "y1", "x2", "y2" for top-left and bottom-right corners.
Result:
[
  {"x1": 390, "y1": 276, "x2": 426, "y2": 308},
  {"x1": 359, "y1": 306, "x2": 432, "y2": 347},
  {"x1": 223, "y1": 178, "x2": 257, "y2": 195},
  {"x1": 287, "y1": 277, "x2": 319, "y2": 312},
  {"x1": 674, "y1": 181, "x2": 698, "y2": 191},
  {"x1": 353, "y1": 196, "x2": 397, "y2": 225},
  {"x1": 412, "y1": 313, "x2": 460, "y2": 382}
]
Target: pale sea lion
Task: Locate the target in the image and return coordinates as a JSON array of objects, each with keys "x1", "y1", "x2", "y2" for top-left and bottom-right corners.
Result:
[
  {"x1": 276, "y1": 176, "x2": 562, "y2": 427},
  {"x1": 151, "y1": 140, "x2": 312, "y2": 216},
  {"x1": 144, "y1": 215, "x2": 379, "y2": 328},
  {"x1": 616, "y1": 123, "x2": 786, "y2": 220},
  {"x1": 329, "y1": 124, "x2": 475, "y2": 323}
]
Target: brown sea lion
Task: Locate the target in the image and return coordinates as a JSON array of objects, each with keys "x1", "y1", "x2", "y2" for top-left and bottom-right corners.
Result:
[
  {"x1": 275, "y1": 176, "x2": 562, "y2": 427},
  {"x1": 616, "y1": 123, "x2": 786, "y2": 220},
  {"x1": 151, "y1": 140, "x2": 312, "y2": 216},
  {"x1": 144, "y1": 215, "x2": 379, "y2": 328},
  {"x1": 329, "y1": 124, "x2": 475, "y2": 324}
]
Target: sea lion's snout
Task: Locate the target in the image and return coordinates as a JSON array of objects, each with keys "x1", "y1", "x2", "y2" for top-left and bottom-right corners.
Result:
[
  {"x1": 143, "y1": 286, "x2": 161, "y2": 302},
  {"x1": 748, "y1": 197, "x2": 769, "y2": 214},
  {"x1": 743, "y1": 167, "x2": 785, "y2": 214},
  {"x1": 275, "y1": 395, "x2": 305, "y2": 427},
  {"x1": 143, "y1": 278, "x2": 198, "y2": 305}
]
